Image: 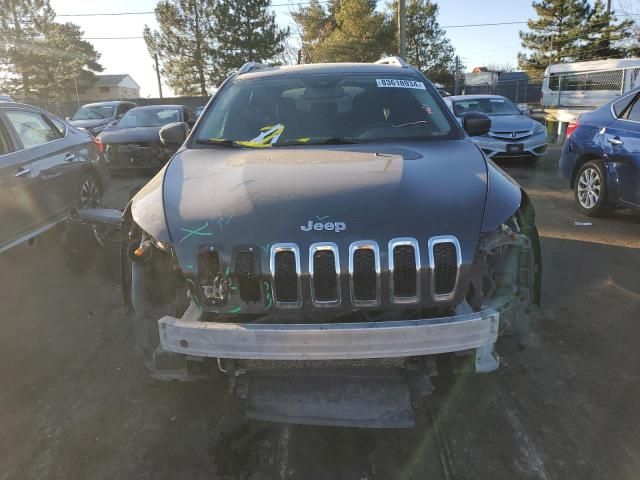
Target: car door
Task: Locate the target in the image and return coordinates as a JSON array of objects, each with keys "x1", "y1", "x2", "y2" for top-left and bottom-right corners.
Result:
[
  {"x1": 0, "y1": 111, "x2": 50, "y2": 249},
  {"x1": 603, "y1": 93, "x2": 640, "y2": 206},
  {"x1": 3, "y1": 108, "x2": 77, "y2": 225}
]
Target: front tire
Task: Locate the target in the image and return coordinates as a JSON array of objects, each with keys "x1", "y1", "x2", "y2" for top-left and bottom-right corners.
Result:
[{"x1": 574, "y1": 160, "x2": 611, "y2": 217}]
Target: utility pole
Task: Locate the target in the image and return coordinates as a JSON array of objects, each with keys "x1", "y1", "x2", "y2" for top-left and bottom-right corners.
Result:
[
  {"x1": 398, "y1": 0, "x2": 406, "y2": 59},
  {"x1": 154, "y1": 54, "x2": 163, "y2": 99},
  {"x1": 454, "y1": 55, "x2": 461, "y2": 95},
  {"x1": 74, "y1": 76, "x2": 80, "y2": 106}
]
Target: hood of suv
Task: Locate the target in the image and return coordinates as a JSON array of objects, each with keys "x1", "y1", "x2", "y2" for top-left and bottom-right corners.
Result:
[{"x1": 161, "y1": 140, "x2": 489, "y2": 270}]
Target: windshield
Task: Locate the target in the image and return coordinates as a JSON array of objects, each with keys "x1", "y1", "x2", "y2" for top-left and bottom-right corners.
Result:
[
  {"x1": 71, "y1": 105, "x2": 114, "y2": 120},
  {"x1": 196, "y1": 74, "x2": 456, "y2": 146},
  {"x1": 116, "y1": 108, "x2": 180, "y2": 128},
  {"x1": 452, "y1": 97, "x2": 521, "y2": 116}
]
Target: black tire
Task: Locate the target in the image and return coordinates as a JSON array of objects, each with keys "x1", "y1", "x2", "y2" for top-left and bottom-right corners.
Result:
[
  {"x1": 574, "y1": 159, "x2": 612, "y2": 217},
  {"x1": 61, "y1": 221, "x2": 99, "y2": 273},
  {"x1": 77, "y1": 173, "x2": 102, "y2": 209}
]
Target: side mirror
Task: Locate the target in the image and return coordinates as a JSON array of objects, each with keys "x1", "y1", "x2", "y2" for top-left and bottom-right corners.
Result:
[
  {"x1": 159, "y1": 122, "x2": 188, "y2": 147},
  {"x1": 518, "y1": 104, "x2": 530, "y2": 115},
  {"x1": 66, "y1": 116, "x2": 71, "y2": 121},
  {"x1": 461, "y1": 112, "x2": 491, "y2": 137}
]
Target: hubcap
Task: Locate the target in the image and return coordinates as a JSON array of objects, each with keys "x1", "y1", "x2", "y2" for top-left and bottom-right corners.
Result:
[
  {"x1": 577, "y1": 167, "x2": 601, "y2": 209},
  {"x1": 79, "y1": 178, "x2": 100, "y2": 209}
]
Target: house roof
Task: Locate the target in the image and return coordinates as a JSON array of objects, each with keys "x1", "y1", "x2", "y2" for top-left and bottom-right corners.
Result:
[
  {"x1": 94, "y1": 74, "x2": 127, "y2": 86},
  {"x1": 94, "y1": 74, "x2": 141, "y2": 89}
]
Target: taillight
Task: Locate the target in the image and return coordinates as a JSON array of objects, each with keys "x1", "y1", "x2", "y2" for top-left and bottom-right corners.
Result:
[
  {"x1": 566, "y1": 121, "x2": 579, "y2": 138},
  {"x1": 92, "y1": 137, "x2": 106, "y2": 154}
]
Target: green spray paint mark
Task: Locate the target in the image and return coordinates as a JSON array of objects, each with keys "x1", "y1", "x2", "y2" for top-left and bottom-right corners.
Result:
[
  {"x1": 229, "y1": 306, "x2": 242, "y2": 314},
  {"x1": 179, "y1": 222, "x2": 213, "y2": 243}
]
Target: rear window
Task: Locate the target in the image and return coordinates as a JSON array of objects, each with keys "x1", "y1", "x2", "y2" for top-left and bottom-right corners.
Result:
[
  {"x1": 452, "y1": 97, "x2": 520, "y2": 116},
  {"x1": 196, "y1": 73, "x2": 456, "y2": 147},
  {"x1": 117, "y1": 108, "x2": 180, "y2": 128}
]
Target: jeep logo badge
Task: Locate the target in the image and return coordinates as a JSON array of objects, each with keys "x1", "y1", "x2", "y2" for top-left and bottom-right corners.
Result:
[{"x1": 301, "y1": 220, "x2": 346, "y2": 232}]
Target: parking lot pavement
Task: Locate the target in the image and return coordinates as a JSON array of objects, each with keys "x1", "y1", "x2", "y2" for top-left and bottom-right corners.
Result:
[{"x1": 1, "y1": 146, "x2": 639, "y2": 480}]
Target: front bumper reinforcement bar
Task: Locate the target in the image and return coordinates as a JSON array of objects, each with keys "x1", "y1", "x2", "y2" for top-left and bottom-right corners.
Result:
[{"x1": 158, "y1": 306, "x2": 500, "y2": 362}]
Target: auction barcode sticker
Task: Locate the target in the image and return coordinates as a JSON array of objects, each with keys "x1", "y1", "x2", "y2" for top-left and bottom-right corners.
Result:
[{"x1": 376, "y1": 79, "x2": 426, "y2": 89}]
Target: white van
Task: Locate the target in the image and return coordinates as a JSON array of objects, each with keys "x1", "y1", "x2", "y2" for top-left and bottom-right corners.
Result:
[{"x1": 541, "y1": 58, "x2": 640, "y2": 108}]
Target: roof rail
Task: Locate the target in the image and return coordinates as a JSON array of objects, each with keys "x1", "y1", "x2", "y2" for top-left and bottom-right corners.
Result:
[
  {"x1": 375, "y1": 56, "x2": 408, "y2": 68},
  {"x1": 237, "y1": 62, "x2": 271, "y2": 75}
]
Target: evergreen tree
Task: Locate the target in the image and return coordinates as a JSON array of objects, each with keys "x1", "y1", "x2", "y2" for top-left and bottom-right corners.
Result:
[
  {"x1": 293, "y1": 0, "x2": 394, "y2": 63},
  {"x1": 576, "y1": 0, "x2": 635, "y2": 61},
  {"x1": 213, "y1": 0, "x2": 289, "y2": 84},
  {"x1": 0, "y1": 0, "x2": 102, "y2": 98},
  {"x1": 518, "y1": 0, "x2": 636, "y2": 77},
  {"x1": 292, "y1": 0, "x2": 337, "y2": 63},
  {"x1": 396, "y1": 0, "x2": 457, "y2": 85},
  {"x1": 144, "y1": 0, "x2": 217, "y2": 96}
]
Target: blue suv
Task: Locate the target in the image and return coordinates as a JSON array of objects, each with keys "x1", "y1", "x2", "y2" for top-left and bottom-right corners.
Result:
[{"x1": 560, "y1": 86, "x2": 640, "y2": 216}]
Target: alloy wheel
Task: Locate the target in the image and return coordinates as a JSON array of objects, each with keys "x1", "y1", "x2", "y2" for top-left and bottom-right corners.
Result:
[
  {"x1": 577, "y1": 167, "x2": 601, "y2": 210},
  {"x1": 79, "y1": 177, "x2": 101, "y2": 209}
]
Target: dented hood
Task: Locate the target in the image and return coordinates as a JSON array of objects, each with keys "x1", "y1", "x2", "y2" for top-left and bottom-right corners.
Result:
[{"x1": 157, "y1": 140, "x2": 490, "y2": 270}]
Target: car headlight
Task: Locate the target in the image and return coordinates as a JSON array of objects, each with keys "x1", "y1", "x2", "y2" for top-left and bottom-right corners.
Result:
[{"x1": 533, "y1": 122, "x2": 546, "y2": 135}]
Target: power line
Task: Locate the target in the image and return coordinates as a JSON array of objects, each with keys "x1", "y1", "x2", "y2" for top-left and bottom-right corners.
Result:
[
  {"x1": 443, "y1": 21, "x2": 526, "y2": 28},
  {"x1": 57, "y1": 1, "x2": 333, "y2": 17},
  {"x1": 58, "y1": 11, "x2": 154, "y2": 17}
]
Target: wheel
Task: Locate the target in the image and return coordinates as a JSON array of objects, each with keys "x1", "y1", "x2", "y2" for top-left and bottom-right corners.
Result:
[
  {"x1": 78, "y1": 173, "x2": 102, "y2": 209},
  {"x1": 574, "y1": 160, "x2": 612, "y2": 217}
]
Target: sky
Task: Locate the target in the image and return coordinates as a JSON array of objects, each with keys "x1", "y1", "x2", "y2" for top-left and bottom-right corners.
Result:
[{"x1": 49, "y1": 0, "x2": 637, "y2": 98}]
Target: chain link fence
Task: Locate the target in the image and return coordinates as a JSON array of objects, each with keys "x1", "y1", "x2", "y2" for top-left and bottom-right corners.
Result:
[{"x1": 25, "y1": 96, "x2": 209, "y2": 119}]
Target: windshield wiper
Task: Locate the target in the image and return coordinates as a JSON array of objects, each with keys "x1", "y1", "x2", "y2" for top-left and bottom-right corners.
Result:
[
  {"x1": 196, "y1": 138, "x2": 242, "y2": 148},
  {"x1": 273, "y1": 137, "x2": 362, "y2": 147}
]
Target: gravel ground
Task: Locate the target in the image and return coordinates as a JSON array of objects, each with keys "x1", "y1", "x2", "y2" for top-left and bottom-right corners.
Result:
[{"x1": 1, "y1": 145, "x2": 639, "y2": 480}]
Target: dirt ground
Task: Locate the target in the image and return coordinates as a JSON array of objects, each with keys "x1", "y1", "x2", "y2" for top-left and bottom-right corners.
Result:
[{"x1": 1, "y1": 145, "x2": 640, "y2": 480}]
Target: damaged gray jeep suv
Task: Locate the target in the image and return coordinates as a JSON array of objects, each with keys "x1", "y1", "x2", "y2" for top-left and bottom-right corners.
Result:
[{"x1": 69, "y1": 57, "x2": 541, "y2": 428}]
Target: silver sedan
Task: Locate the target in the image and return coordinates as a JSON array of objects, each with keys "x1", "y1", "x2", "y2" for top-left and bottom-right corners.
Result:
[{"x1": 444, "y1": 94, "x2": 547, "y2": 162}]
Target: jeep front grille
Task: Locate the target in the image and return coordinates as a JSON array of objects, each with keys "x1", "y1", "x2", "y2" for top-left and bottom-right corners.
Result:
[
  {"x1": 235, "y1": 250, "x2": 261, "y2": 302},
  {"x1": 428, "y1": 236, "x2": 462, "y2": 301},
  {"x1": 270, "y1": 244, "x2": 301, "y2": 307},
  {"x1": 269, "y1": 237, "x2": 461, "y2": 307},
  {"x1": 309, "y1": 243, "x2": 340, "y2": 306},
  {"x1": 349, "y1": 241, "x2": 380, "y2": 306},
  {"x1": 389, "y1": 238, "x2": 421, "y2": 303}
]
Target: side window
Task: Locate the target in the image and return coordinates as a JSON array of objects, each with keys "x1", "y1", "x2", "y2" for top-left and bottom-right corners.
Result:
[
  {"x1": 48, "y1": 116, "x2": 67, "y2": 136},
  {"x1": 626, "y1": 97, "x2": 640, "y2": 122},
  {"x1": 612, "y1": 93, "x2": 637, "y2": 118},
  {"x1": 0, "y1": 121, "x2": 13, "y2": 155},
  {"x1": 5, "y1": 110, "x2": 61, "y2": 148}
]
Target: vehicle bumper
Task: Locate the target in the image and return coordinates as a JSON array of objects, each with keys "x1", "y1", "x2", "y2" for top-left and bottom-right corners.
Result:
[
  {"x1": 473, "y1": 132, "x2": 548, "y2": 159},
  {"x1": 559, "y1": 138, "x2": 577, "y2": 184},
  {"x1": 158, "y1": 305, "x2": 500, "y2": 363},
  {"x1": 95, "y1": 157, "x2": 111, "y2": 192}
]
